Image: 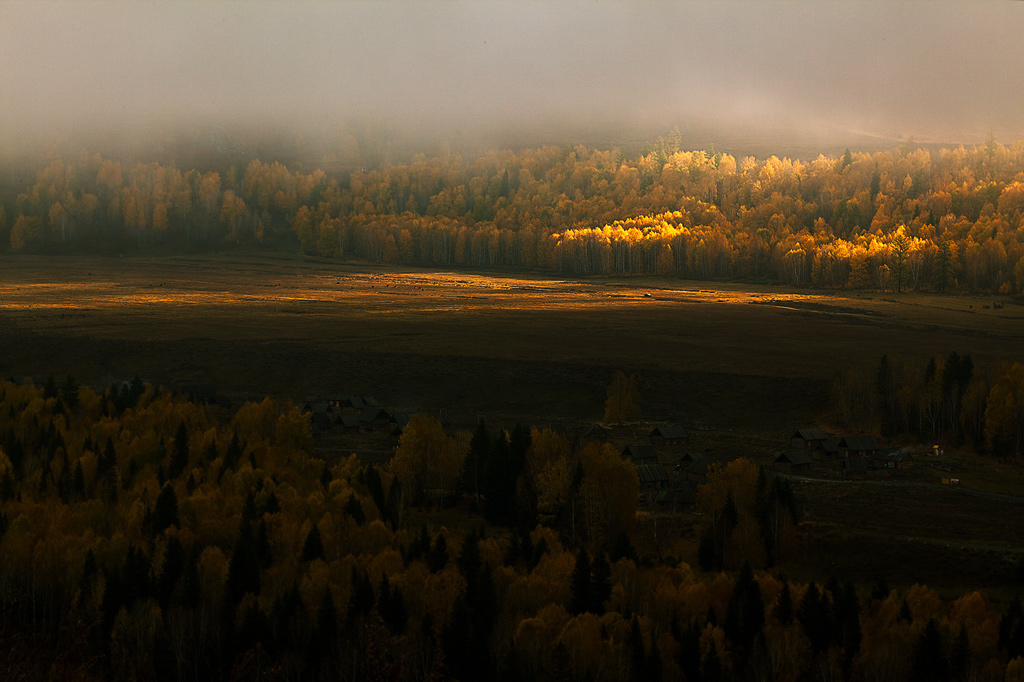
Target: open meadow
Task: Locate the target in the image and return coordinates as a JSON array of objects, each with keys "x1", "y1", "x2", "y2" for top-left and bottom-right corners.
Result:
[{"x1": 2, "y1": 251, "x2": 1023, "y2": 431}]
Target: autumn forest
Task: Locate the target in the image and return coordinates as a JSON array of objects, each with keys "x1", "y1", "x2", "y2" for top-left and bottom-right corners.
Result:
[
  {"x1": 4, "y1": 131, "x2": 1024, "y2": 682},
  {"x1": 3, "y1": 135, "x2": 1024, "y2": 296}
]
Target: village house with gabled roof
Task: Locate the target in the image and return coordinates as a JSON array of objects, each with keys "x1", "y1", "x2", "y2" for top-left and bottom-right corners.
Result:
[
  {"x1": 310, "y1": 412, "x2": 334, "y2": 437},
  {"x1": 649, "y1": 424, "x2": 689, "y2": 445},
  {"x1": 622, "y1": 444, "x2": 658, "y2": 464},
  {"x1": 577, "y1": 423, "x2": 611, "y2": 444},
  {"x1": 359, "y1": 406, "x2": 391, "y2": 430},
  {"x1": 774, "y1": 450, "x2": 812, "y2": 471},
  {"x1": 335, "y1": 413, "x2": 361, "y2": 434},
  {"x1": 637, "y1": 462, "x2": 670, "y2": 491},
  {"x1": 791, "y1": 428, "x2": 829, "y2": 449},
  {"x1": 839, "y1": 435, "x2": 879, "y2": 457}
]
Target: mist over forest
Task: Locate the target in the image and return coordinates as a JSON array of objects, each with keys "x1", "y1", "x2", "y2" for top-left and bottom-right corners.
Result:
[{"x1": 2, "y1": 1, "x2": 1023, "y2": 166}]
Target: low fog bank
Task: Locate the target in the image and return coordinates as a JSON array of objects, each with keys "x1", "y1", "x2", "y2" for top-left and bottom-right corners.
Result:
[{"x1": 2, "y1": 1, "x2": 1022, "y2": 167}]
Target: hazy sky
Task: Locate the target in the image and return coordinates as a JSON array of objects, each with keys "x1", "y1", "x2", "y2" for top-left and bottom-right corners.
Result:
[{"x1": 2, "y1": 0, "x2": 1023, "y2": 157}]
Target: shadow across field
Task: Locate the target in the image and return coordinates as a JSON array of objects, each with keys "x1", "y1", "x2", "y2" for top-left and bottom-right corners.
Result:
[{"x1": 2, "y1": 253, "x2": 1023, "y2": 433}]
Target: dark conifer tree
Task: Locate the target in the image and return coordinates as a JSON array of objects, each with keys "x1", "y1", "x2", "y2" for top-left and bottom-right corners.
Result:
[
  {"x1": 224, "y1": 432, "x2": 242, "y2": 471},
  {"x1": 344, "y1": 492, "x2": 366, "y2": 525},
  {"x1": 950, "y1": 623, "x2": 971, "y2": 682},
  {"x1": 364, "y1": 464, "x2": 387, "y2": 519},
  {"x1": 254, "y1": 518, "x2": 272, "y2": 569},
  {"x1": 674, "y1": 618, "x2": 702, "y2": 682},
  {"x1": 872, "y1": 578, "x2": 891, "y2": 602},
  {"x1": 999, "y1": 597, "x2": 1024, "y2": 659},
  {"x1": 461, "y1": 418, "x2": 490, "y2": 511},
  {"x1": 157, "y1": 535, "x2": 185, "y2": 605},
  {"x1": 482, "y1": 430, "x2": 516, "y2": 525},
  {"x1": 152, "y1": 483, "x2": 179, "y2": 535},
  {"x1": 310, "y1": 588, "x2": 337, "y2": 666},
  {"x1": 226, "y1": 521, "x2": 261, "y2": 610},
  {"x1": 703, "y1": 637, "x2": 722, "y2": 682},
  {"x1": 797, "y1": 582, "x2": 832, "y2": 654},
  {"x1": 899, "y1": 597, "x2": 914, "y2": 623},
  {"x1": 428, "y1": 534, "x2": 449, "y2": 573},
  {"x1": 346, "y1": 568, "x2": 375, "y2": 625},
  {"x1": 592, "y1": 552, "x2": 611, "y2": 615},
  {"x1": 301, "y1": 523, "x2": 325, "y2": 562},
  {"x1": 169, "y1": 422, "x2": 189, "y2": 479},
  {"x1": 62, "y1": 374, "x2": 79, "y2": 409},
  {"x1": 43, "y1": 374, "x2": 58, "y2": 400},
  {"x1": 773, "y1": 579, "x2": 793, "y2": 625},
  {"x1": 629, "y1": 616, "x2": 647, "y2": 682},
  {"x1": 911, "y1": 618, "x2": 949, "y2": 682},
  {"x1": 610, "y1": 530, "x2": 637, "y2": 563},
  {"x1": 79, "y1": 548, "x2": 97, "y2": 607},
  {"x1": 458, "y1": 529, "x2": 482, "y2": 599},
  {"x1": 569, "y1": 547, "x2": 593, "y2": 615}
]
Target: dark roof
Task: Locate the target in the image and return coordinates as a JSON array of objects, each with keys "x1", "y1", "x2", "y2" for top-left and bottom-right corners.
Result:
[
  {"x1": 637, "y1": 463, "x2": 669, "y2": 485},
  {"x1": 879, "y1": 448, "x2": 914, "y2": 462},
  {"x1": 682, "y1": 458, "x2": 708, "y2": 475},
  {"x1": 580, "y1": 423, "x2": 610, "y2": 439},
  {"x1": 393, "y1": 412, "x2": 413, "y2": 429},
  {"x1": 311, "y1": 413, "x2": 333, "y2": 431},
  {"x1": 844, "y1": 456, "x2": 868, "y2": 473},
  {"x1": 679, "y1": 451, "x2": 707, "y2": 464},
  {"x1": 336, "y1": 414, "x2": 360, "y2": 428},
  {"x1": 839, "y1": 436, "x2": 879, "y2": 451},
  {"x1": 650, "y1": 424, "x2": 689, "y2": 440},
  {"x1": 345, "y1": 396, "x2": 366, "y2": 410},
  {"x1": 363, "y1": 396, "x2": 380, "y2": 408},
  {"x1": 622, "y1": 444, "x2": 658, "y2": 462},
  {"x1": 311, "y1": 402, "x2": 330, "y2": 414},
  {"x1": 359, "y1": 406, "x2": 389, "y2": 423},
  {"x1": 793, "y1": 428, "x2": 828, "y2": 441},
  {"x1": 775, "y1": 451, "x2": 812, "y2": 466},
  {"x1": 816, "y1": 440, "x2": 840, "y2": 454}
]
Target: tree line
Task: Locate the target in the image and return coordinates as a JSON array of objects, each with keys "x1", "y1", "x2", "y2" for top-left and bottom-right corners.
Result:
[
  {"x1": 831, "y1": 353, "x2": 1024, "y2": 459},
  {"x1": 3, "y1": 136, "x2": 1024, "y2": 293},
  {"x1": 1, "y1": 376, "x2": 1024, "y2": 680}
]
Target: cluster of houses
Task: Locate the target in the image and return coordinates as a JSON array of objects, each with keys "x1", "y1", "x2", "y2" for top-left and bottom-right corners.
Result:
[
  {"x1": 774, "y1": 429, "x2": 916, "y2": 476},
  {"x1": 617, "y1": 424, "x2": 704, "y2": 514},
  {"x1": 300, "y1": 395, "x2": 413, "y2": 440}
]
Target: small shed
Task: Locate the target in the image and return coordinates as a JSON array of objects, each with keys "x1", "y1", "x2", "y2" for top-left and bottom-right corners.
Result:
[
  {"x1": 622, "y1": 444, "x2": 659, "y2": 464},
  {"x1": 774, "y1": 450, "x2": 813, "y2": 471},
  {"x1": 839, "y1": 435, "x2": 879, "y2": 457},
  {"x1": 650, "y1": 424, "x2": 690, "y2": 445}
]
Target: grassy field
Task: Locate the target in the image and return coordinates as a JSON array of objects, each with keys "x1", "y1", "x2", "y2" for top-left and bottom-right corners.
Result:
[
  {"x1": 2, "y1": 251, "x2": 1024, "y2": 590},
  {"x1": 3, "y1": 251, "x2": 1023, "y2": 429}
]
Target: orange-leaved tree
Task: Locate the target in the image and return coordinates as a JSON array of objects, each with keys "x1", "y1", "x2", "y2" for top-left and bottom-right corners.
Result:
[{"x1": 604, "y1": 371, "x2": 640, "y2": 424}]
